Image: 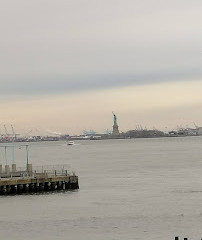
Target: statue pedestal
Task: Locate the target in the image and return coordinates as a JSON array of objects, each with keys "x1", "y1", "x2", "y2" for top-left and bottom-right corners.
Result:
[{"x1": 112, "y1": 125, "x2": 120, "y2": 136}]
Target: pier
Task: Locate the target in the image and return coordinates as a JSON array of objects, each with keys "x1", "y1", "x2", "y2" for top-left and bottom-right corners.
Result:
[{"x1": 0, "y1": 145, "x2": 79, "y2": 195}]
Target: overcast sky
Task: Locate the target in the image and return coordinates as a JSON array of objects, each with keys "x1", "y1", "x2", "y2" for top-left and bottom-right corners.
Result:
[{"x1": 0, "y1": 0, "x2": 202, "y2": 134}]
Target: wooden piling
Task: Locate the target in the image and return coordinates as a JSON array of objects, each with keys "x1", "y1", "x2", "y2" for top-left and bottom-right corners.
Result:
[
  {"x1": 57, "y1": 181, "x2": 62, "y2": 190},
  {"x1": 6, "y1": 185, "x2": 11, "y2": 194},
  {"x1": 51, "y1": 182, "x2": 56, "y2": 190},
  {"x1": 39, "y1": 183, "x2": 45, "y2": 191}
]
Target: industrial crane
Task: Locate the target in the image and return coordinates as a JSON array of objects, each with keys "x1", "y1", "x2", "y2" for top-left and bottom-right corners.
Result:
[
  {"x1": 11, "y1": 125, "x2": 17, "y2": 140},
  {"x1": 4, "y1": 124, "x2": 9, "y2": 137},
  {"x1": 193, "y1": 122, "x2": 199, "y2": 129}
]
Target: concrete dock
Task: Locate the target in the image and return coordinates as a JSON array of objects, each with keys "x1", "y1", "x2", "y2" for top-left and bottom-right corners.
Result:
[
  {"x1": 0, "y1": 144, "x2": 79, "y2": 195},
  {"x1": 0, "y1": 163, "x2": 79, "y2": 195}
]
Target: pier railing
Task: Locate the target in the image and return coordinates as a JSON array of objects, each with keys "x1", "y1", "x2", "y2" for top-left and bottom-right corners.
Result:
[
  {"x1": 18, "y1": 164, "x2": 71, "y2": 174},
  {"x1": 0, "y1": 164, "x2": 72, "y2": 178},
  {"x1": 33, "y1": 164, "x2": 72, "y2": 177}
]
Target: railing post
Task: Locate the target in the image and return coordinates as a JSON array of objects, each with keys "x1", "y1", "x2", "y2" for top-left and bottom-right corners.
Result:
[
  {"x1": 5, "y1": 165, "x2": 10, "y2": 175},
  {"x1": 25, "y1": 145, "x2": 29, "y2": 167},
  {"x1": 12, "y1": 146, "x2": 15, "y2": 164},
  {"x1": 12, "y1": 164, "x2": 16, "y2": 172},
  {"x1": 5, "y1": 146, "x2": 7, "y2": 165}
]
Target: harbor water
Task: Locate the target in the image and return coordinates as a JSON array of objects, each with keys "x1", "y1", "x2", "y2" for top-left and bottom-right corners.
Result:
[{"x1": 1, "y1": 137, "x2": 202, "y2": 240}]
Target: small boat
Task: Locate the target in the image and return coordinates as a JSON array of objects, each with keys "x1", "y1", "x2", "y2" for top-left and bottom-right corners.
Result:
[{"x1": 67, "y1": 141, "x2": 75, "y2": 145}]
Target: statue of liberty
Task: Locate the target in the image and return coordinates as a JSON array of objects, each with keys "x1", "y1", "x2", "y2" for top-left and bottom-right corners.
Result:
[
  {"x1": 112, "y1": 112, "x2": 118, "y2": 126},
  {"x1": 112, "y1": 112, "x2": 120, "y2": 135}
]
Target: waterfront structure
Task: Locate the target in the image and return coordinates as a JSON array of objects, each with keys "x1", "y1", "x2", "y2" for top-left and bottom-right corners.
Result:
[
  {"x1": 0, "y1": 164, "x2": 79, "y2": 195},
  {"x1": 0, "y1": 145, "x2": 79, "y2": 195},
  {"x1": 112, "y1": 112, "x2": 120, "y2": 136},
  {"x1": 197, "y1": 127, "x2": 202, "y2": 135}
]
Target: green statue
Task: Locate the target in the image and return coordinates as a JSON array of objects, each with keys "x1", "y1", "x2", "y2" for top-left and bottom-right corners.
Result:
[{"x1": 112, "y1": 112, "x2": 118, "y2": 126}]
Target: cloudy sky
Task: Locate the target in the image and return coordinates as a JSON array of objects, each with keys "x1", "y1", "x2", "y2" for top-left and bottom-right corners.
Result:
[{"x1": 0, "y1": 0, "x2": 201, "y2": 135}]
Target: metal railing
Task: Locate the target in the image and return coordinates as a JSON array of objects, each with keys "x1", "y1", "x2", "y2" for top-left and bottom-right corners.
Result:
[
  {"x1": 0, "y1": 164, "x2": 72, "y2": 178},
  {"x1": 17, "y1": 164, "x2": 70, "y2": 172}
]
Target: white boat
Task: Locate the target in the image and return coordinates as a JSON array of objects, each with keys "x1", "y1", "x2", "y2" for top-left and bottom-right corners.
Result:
[{"x1": 67, "y1": 141, "x2": 74, "y2": 145}]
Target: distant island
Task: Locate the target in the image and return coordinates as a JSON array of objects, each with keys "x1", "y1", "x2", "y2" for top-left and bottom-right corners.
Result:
[{"x1": 0, "y1": 114, "x2": 202, "y2": 142}]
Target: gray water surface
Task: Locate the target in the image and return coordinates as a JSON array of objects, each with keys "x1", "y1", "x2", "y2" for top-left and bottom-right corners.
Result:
[{"x1": 1, "y1": 137, "x2": 202, "y2": 240}]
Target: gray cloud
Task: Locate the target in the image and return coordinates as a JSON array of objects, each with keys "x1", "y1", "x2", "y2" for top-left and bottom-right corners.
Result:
[
  {"x1": 1, "y1": 71, "x2": 201, "y2": 97},
  {"x1": 0, "y1": 0, "x2": 201, "y2": 96}
]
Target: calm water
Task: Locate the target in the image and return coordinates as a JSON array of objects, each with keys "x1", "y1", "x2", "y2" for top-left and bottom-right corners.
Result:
[{"x1": 1, "y1": 137, "x2": 202, "y2": 240}]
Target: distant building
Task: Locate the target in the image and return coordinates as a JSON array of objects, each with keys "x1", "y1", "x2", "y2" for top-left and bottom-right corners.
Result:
[
  {"x1": 197, "y1": 127, "x2": 202, "y2": 135},
  {"x1": 125, "y1": 129, "x2": 165, "y2": 138}
]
